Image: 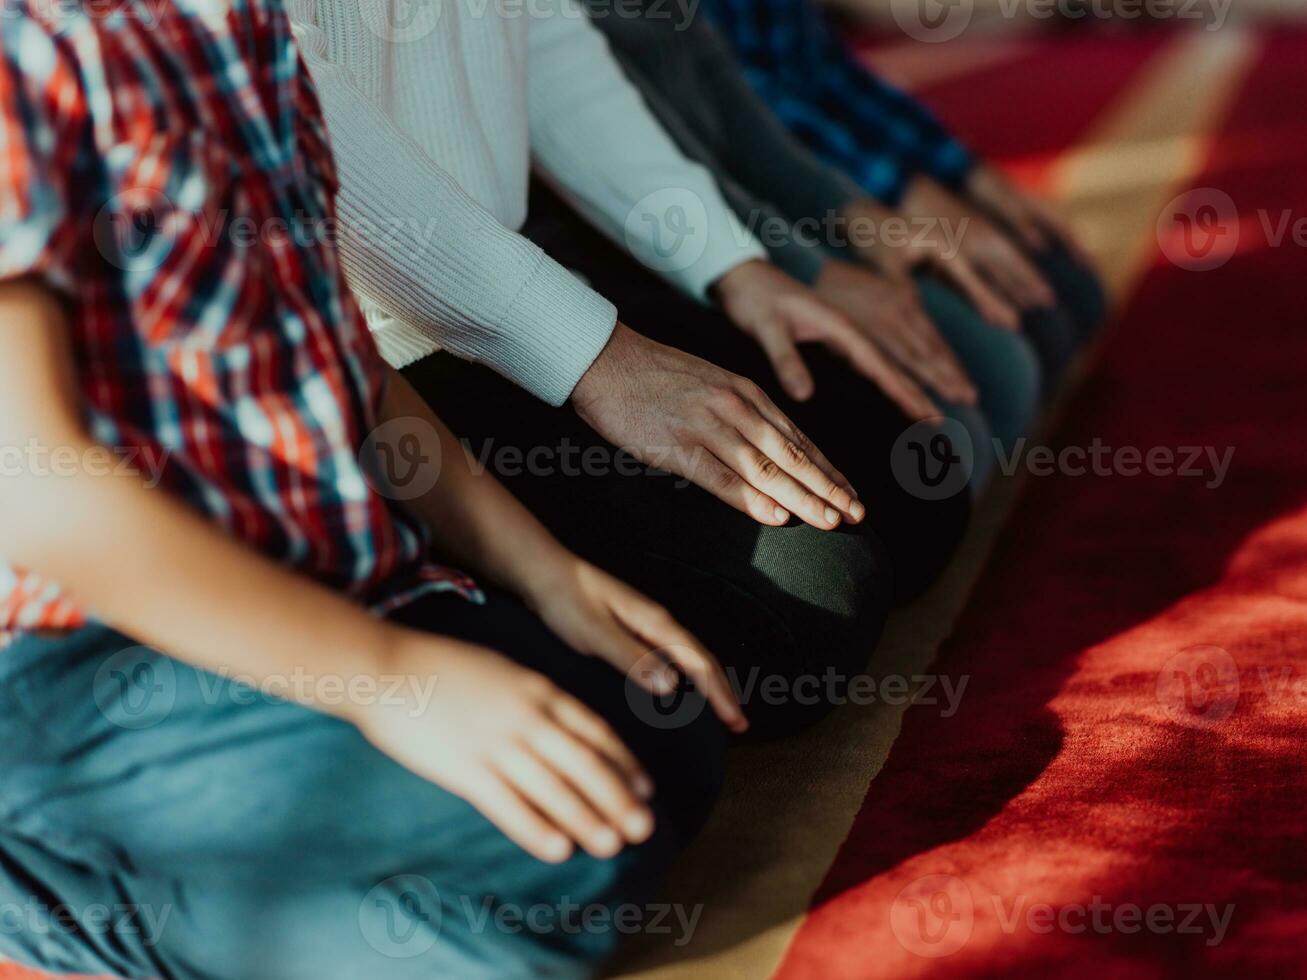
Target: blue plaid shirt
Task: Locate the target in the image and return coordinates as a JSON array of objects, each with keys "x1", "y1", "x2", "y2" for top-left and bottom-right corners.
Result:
[{"x1": 702, "y1": 0, "x2": 976, "y2": 204}]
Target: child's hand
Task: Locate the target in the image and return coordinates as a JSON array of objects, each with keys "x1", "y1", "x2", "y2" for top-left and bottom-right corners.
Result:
[
  {"x1": 356, "y1": 631, "x2": 656, "y2": 863},
  {"x1": 524, "y1": 555, "x2": 748, "y2": 735}
]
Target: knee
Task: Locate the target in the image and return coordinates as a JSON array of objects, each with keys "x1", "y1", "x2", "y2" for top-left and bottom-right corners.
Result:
[
  {"x1": 941, "y1": 402, "x2": 995, "y2": 496},
  {"x1": 1036, "y1": 246, "x2": 1109, "y2": 340},
  {"x1": 1020, "y1": 307, "x2": 1079, "y2": 397},
  {"x1": 977, "y1": 329, "x2": 1041, "y2": 450},
  {"x1": 736, "y1": 524, "x2": 894, "y2": 739}
]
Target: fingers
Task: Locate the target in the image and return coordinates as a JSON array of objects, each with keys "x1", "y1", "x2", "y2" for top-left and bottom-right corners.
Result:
[
  {"x1": 496, "y1": 741, "x2": 648, "y2": 860},
  {"x1": 935, "y1": 255, "x2": 1020, "y2": 330},
  {"x1": 612, "y1": 593, "x2": 747, "y2": 733},
  {"x1": 685, "y1": 451, "x2": 793, "y2": 525},
  {"x1": 461, "y1": 773, "x2": 575, "y2": 864},
  {"x1": 885, "y1": 309, "x2": 978, "y2": 407},
  {"x1": 733, "y1": 383, "x2": 861, "y2": 509},
  {"x1": 986, "y1": 241, "x2": 1056, "y2": 310},
  {"x1": 527, "y1": 725, "x2": 658, "y2": 840},
  {"x1": 752, "y1": 319, "x2": 815, "y2": 401},
  {"x1": 705, "y1": 428, "x2": 843, "y2": 529},
  {"x1": 818, "y1": 314, "x2": 939, "y2": 422},
  {"x1": 550, "y1": 691, "x2": 652, "y2": 798}
]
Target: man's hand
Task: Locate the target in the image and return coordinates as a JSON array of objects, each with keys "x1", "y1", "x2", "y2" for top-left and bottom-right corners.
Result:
[
  {"x1": 966, "y1": 164, "x2": 1096, "y2": 268},
  {"x1": 521, "y1": 552, "x2": 746, "y2": 735},
  {"x1": 840, "y1": 195, "x2": 1021, "y2": 330},
  {"x1": 902, "y1": 176, "x2": 1057, "y2": 319},
  {"x1": 571, "y1": 323, "x2": 863, "y2": 530},
  {"x1": 814, "y1": 260, "x2": 976, "y2": 408},
  {"x1": 712, "y1": 258, "x2": 937, "y2": 419}
]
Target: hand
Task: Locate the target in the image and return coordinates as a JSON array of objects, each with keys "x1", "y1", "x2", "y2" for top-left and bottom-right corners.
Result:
[
  {"x1": 814, "y1": 260, "x2": 976, "y2": 408},
  {"x1": 712, "y1": 259, "x2": 936, "y2": 420},
  {"x1": 966, "y1": 164, "x2": 1095, "y2": 268},
  {"x1": 521, "y1": 551, "x2": 746, "y2": 735},
  {"x1": 571, "y1": 323, "x2": 863, "y2": 530},
  {"x1": 356, "y1": 629, "x2": 656, "y2": 864},
  {"x1": 901, "y1": 176, "x2": 1057, "y2": 323}
]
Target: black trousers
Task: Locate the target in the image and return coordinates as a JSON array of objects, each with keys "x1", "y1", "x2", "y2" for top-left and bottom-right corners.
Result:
[{"x1": 403, "y1": 195, "x2": 971, "y2": 739}]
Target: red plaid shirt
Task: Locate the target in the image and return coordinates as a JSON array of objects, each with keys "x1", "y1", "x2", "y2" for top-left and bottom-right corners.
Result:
[{"x1": 0, "y1": 0, "x2": 479, "y2": 644}]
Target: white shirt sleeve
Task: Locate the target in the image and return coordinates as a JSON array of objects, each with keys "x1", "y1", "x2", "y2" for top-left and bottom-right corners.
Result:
[
  {"x1": 288, "y1": 0, "x2": 618, "y2": 407},
  {"x1": 525, "y1": 0, "x2": 768, "y2": 301}
]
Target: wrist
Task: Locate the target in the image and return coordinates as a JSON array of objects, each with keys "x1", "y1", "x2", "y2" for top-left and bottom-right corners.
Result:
[{"x1": 709, "y1": 258, "x2": 768, "y2": 307}]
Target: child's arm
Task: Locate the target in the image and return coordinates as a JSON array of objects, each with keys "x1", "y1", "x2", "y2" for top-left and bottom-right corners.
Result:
[
  {"x1": 0, "y1": 278, "x2": 682, "y2": 863},
  {"x1": 377, "y1": 367, "x2": 745, "y2": 733}
]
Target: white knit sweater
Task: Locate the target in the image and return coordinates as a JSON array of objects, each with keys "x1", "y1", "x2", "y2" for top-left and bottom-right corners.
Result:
[{"x1": 288, "y1": 0, "x2": 766, "y2": 406}]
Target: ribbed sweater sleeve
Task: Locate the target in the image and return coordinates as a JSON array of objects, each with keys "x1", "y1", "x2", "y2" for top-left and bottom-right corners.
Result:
[
  {"x1": 288, "y1": 0, "x2": 617, "y2": 407},
  {"x1": 524, "y1": 0, "x2": 766, "y2": 302}
]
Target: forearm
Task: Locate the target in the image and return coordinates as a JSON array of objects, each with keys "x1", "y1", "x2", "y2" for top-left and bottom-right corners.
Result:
[
  {"x1": 527, "y1": 0, "x2": 764, "y2": 299},
  {"x1": 289, "y1": 0, "x2": 616, "y2": 406},
  {"x1": 694, "y1": 24, "x2": 864, "y2": 226},
  {"x1": 380, "y1": 368, "x2": 568, "y2": 605},
  {"x1": 0, "y1": 282, "x2": 397, "y2": 723}
]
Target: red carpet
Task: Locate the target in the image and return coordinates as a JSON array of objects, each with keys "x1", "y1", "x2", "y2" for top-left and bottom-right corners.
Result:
[{"x1": 778, "y1": 27, "x2": 1307, "y2": 980}]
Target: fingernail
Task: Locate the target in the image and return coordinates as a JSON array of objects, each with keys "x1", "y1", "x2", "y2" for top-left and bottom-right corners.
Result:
[
  {"x1": 594, "y1": 828, "x2": 622, "y2": 855},
  {"x1": 850, "y1": 500, "x2": 866, "y2": 521},
  {"x1": 774, "y1": 506, "x2": 790, "y2": 523},
  {"x1": 824, "y1": 507, "x2": 839, "y2": 525},
  {"x1": 545, "y1": 835, "x2": 572, "y2": 862},
  {"x1": 624, "y1": 809, "x2": 654, "y2": 841},
  {"x1": 633, "y1": 773, "x2": 654, "y2": 800}
]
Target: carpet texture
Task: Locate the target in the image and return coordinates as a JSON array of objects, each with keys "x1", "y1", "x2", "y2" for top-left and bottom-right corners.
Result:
[{"x1": 775, "y1": 26, "x2": 1307, "y2": 979}]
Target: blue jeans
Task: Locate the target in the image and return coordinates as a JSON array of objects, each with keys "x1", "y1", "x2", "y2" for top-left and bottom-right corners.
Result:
[
  {"x1": 923, "y1": 244, "x2": 1107, "y2": 495},
  {"x1": 0, "y1": 591, "x2": 726, "y2": 979}
]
